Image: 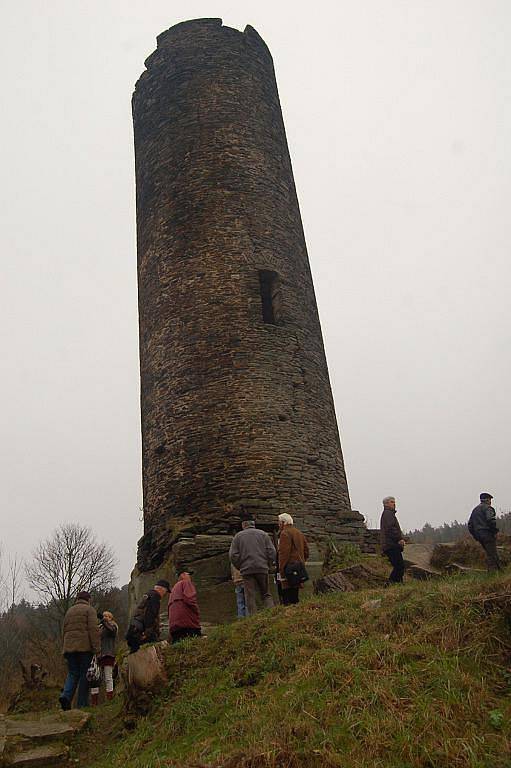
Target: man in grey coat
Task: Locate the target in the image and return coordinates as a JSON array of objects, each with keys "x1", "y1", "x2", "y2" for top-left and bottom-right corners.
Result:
[
  {"x1": 229, "y1": 520, "x2": 276, "y2": 616},
  {"x1": 468, "y1": 492, "x2": 501, "y2": 571}
]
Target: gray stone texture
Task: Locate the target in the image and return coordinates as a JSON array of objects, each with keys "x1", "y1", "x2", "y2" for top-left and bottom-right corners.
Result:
[{"x1": 133, "y1": 18, "x2": 360, "y2": 576}]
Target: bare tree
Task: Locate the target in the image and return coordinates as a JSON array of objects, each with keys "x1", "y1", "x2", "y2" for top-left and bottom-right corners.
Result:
[
  {"x1": 7, "y1": 555, "x2": 23, "y2": 611},
  {"x1": 26, "y1": 523, "x2": 117, "y2": 617},
  {"x1": 0, "y1": 545, "x2": 6, "y2": 612}
]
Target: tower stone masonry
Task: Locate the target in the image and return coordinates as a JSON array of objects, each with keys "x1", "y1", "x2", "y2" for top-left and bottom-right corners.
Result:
[{"x1": 131, "y1": 18, "x2": 366, "y2": 611}]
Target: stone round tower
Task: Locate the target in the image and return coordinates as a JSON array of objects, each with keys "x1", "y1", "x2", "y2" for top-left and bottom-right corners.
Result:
[{"x1": 132, "y1": 19, "x2": 364, "y2": 605}]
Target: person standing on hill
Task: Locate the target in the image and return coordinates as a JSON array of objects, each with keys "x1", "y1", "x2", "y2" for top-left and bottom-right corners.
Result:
[
  {"x1": 229, "y1": 520, "x2": 276, "y2": 616},
  {"x1": 125, "y1": 579, "x2": 170, "y2": 653},
  {"x1": 231, "y1": 564, "x2": 246, "y2": 618},
  {"x1": 277, "y1": 513, "x2": 310, "y2": 605},
  {"x1": 468, "y1": 492, "x2": 501, "y2": 572},
  {"x1": 59, "y1": 591, "x2": 101, "y2": 710},
  {"x1": 168, "y1": 571, "x2": 202, "y2": 643},
  {"x1": 99, "y1": 611, "x2": 118, "y2": 701},
  {"x1": 380, "y1": 496, "x2": 406, "y2": 584}
]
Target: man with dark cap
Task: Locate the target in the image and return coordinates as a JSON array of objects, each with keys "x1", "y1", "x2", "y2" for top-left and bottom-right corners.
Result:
[
  {"x1": 59, "y1": 591, "x2": 100, "y2": 709},
  {"x1": 125, "y1": 579, "x2": 170, "y2": 653},
  {"x1": 380, "y1": 496, "x2": 406, "y2": 584},
  {"x1": 468, "y1": 493, "x2": 501, "y2": 571}
]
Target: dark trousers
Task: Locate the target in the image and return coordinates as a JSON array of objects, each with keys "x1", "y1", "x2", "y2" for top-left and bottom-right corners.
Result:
[
  {"x1": 62, "y1": 651, "x2": 92, "y2": 708},
  {"x1": 478, "y1": 534, "x2": 501, "y2": 572},
  {"x1": 385, "y1": 546, "x2": 405, "y2": 583},
  {"x1": 171, "y1": 627, "x2": 202, "y2": 644},
  {"x1": 125, "y1": 627, "x2": 143, "y2": 654},
  {"x1": 282, "y1": 587, "x2": 299, "y2": 605},
  {"x1": 242, "y1": 573, "x2": 274, "y2": 616}
]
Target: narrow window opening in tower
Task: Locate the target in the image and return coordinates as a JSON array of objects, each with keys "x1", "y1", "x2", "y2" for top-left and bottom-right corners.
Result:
[{"x1": 258, "y1": 270, "x2": 282, "y2": 325}]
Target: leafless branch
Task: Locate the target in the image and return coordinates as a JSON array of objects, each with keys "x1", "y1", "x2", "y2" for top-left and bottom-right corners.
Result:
[{"x1": 26, "y1": 523, "x2": 117, "y2": 617}]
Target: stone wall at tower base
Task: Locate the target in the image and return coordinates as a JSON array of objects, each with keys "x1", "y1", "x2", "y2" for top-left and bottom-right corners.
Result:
[{"x1": 130, "y1": 512, "x2": 373, "y2": 624}]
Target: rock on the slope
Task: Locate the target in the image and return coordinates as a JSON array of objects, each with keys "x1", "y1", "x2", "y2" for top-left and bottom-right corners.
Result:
[
  {"x1": 314, "y1": 564, "x2": 386, "y2": 594},
  {"x1": 121, "y1": 642, "x2": 168, "y2": 696}
]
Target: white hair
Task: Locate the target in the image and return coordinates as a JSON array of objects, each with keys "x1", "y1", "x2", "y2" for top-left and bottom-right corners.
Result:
[
  {"x1": 278, "y1": 513, "x2": 294, "y2": 526},
  {"x1": 382, "y1": 496, "x2": 395, "y2": 505}
]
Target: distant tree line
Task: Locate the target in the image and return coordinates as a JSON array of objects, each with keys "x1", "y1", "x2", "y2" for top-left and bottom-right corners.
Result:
[{"x1": 408, "y1": 510, "x2": 511, "y2": 543}]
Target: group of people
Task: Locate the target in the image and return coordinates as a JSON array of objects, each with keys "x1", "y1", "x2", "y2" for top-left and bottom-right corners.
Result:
[
  {"x1": 59, "y1": 592, "x2": 118, "y2": 710},
  {"x1": 380, "y1": 491, "x2": 502, "y2": 582},
  {"x1": 60, "y1": 570, "x2": 203, "y2": 709},
  {"x1": 124, "y1": 512, "x2": 310, "y2": 658},
  {"x1": 59, "y1": 496, "x2": 501, "y2": 708},
  {"x1": 125, "y1": 571, "x2": 202, "y2": 654},
  {"x1": 229, "y1": 513, "x2": 309, "y2": 616}
]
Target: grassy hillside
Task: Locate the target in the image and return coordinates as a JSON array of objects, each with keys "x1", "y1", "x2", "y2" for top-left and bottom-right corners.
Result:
[{"x1": 84, "y1": 573, "x2": 511, "y2": 768}]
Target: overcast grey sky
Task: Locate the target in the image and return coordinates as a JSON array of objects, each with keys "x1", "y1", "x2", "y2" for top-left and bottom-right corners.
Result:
[{"x1": 1, "y1": 1, "x2": 510, "y2": 589}]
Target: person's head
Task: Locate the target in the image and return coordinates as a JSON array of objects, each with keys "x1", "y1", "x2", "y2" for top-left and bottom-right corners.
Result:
[
  {"x1": 382, "y1": 496, "x2": 396, "y2": 511},
  {"x1": 480, "y1": 492, "x2": 493, "y2": 505},
  {"x1": 76, "y1": 591, "x2": 91, "y2": 603},
  {"x1": 241, "y1": 520, "x2": 255, "y2": 530},
  {"x1": 154, "y1": 579, "x2": 171, "y2": 596},
  {"x1": 278, "y1": 513, "x2": 294, "y2": 531},
  {"x1": 103, "y1": 610, "x2": 114, "y2": 622},
  {"x1": 178, "y1": 570, "x2": 192, "y2": 582}
]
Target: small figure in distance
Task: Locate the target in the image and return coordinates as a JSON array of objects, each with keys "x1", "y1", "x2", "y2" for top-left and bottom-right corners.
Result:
[
  {"x1": 90, "y1": 610, "x2": 118, "y2": 705},
  {"x1": 168, "y1": 570, "x2": 202, "y2": 643},
  {"x1": 468, "y1": 492, "x2": 501, "y2": 572},
  {"x1": 277, "y1": 513, "x2": 309, "y2": 605},
  {"x1": 99, "y1": 610, "x2": 118, "y2": 701},
  {"x1": 380, "y1": 496, "x2": 406, "y2": 584},
  {"x1": 125, "y1": 579, "x2": 170, "y2": 653},
  {"x1": 59, "y1": 591, "x2": 101, "y2": 710},
  {"x1": 229, "y1": 519, "x2": 276, "y2": 616},
  {"x1": 231, "y1": 563, "x2": 247, "y2": 618}
]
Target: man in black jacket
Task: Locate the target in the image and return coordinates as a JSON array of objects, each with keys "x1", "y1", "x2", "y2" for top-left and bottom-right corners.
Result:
[
  {"x1": 380, "y1": 496, "x2": 406, "y2": 583},
  {"x1": 125, "y1": 579, "x2": 170, "y2": 653},
  {"x1": 468, "y1": 493, "x2": 500, "y2": 572}
]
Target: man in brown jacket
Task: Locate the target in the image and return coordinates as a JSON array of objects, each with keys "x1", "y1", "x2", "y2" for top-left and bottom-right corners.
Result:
[
  {"x1": 278, "y1": 513, "x2": 310, "y2": 605},
  {"x1": 59, "y1": 591, "x2": 100, "y2": 710},
  {"x1": 380, "y1": 496, "x2": 405, "y2": 584}
]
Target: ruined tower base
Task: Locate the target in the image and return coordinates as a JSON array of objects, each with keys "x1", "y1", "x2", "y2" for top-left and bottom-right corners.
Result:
[{"x1": 129, "y1": 511, "x2": 372, "y2": 624}]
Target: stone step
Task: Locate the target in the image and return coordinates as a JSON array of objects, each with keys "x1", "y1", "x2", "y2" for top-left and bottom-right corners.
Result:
[
  {"x1": 4, "y1": 712, "x2": 89, "y2": 743},
  {"x1": 7, "y1": 743, "x2": 69, "y2": 767},
  {"x1": 0, "y1": 711, "x2": 89, "y2": 768}
]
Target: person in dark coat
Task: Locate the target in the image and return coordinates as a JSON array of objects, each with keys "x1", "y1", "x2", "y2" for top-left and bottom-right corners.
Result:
[
  {"x1": 125, "y1": 579, "x2": 170, "y2": 653},
  {"x1": 277, "y1": 513, "x2": 309, "y2": 605},
  {"x1": 468, "y1": 492, "x2": 501, "y2": 571},
  {"x1": 59, "y1": 591, "x2": 101, "y2": 710},
  {"x1": 168, "y1": 571, "x2": 202, "y2": 643},
  {"x1": 380, "y1": 496, "x2": 405, "y2": 583}
]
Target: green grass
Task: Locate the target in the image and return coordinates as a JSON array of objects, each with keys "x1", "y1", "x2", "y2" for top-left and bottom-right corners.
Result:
[{"x1": 85, "y1": 573, "x2": 511, "y2": 768}]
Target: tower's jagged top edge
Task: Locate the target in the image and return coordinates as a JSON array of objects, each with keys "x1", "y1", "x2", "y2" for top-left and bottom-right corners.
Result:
[{"x1": 134, "y1": 18, "x2": 272, "y2": 94}]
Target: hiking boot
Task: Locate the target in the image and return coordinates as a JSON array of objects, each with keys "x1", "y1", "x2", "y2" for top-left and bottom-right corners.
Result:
[{"x1": 59, "y1": 695, "x2": 71, "y2": 711}]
